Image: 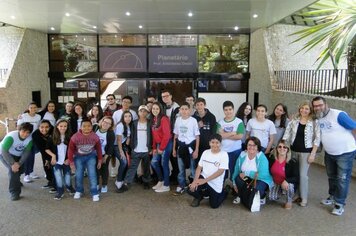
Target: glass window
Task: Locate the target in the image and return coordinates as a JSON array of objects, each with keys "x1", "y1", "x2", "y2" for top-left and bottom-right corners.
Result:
[
  {"x1": 149, "y1": 34, "x2": 197, "y2": 46},
  {"x1": 99, "y1": 34, "x2": 147, "y2": 46}
]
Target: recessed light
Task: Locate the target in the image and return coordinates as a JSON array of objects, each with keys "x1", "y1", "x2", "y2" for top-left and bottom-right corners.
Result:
[
  {"x1": 234, "y1": 26, "x2": 239, "y2": 31},
  {"x1": 10, "y1": 15, "x2": 16, "y2": 19},
  {"x1": 121, "y1": 38, "x2": 124, "y2": 42},
  {"x1": 114, "y1": 35, "x2": 117, "y2": 38},
  {"x1": 75, "y1": 35, "x2": 78, "y2": 38},
  {"x1": 139, "y1": 25, "x2": 143, "y2": 29},
  {"x1": 253, "y1": 14, "x2": 258, "y2": 18},
  {"x1": 188, "y1": 12, "x2": 193, "y2": 17},
  {"x1": 125, "y1": 11, "x2": 131, "y2": 16},
  {"x1": 93, "y1": 26, "x2": 97, "y2": 29},
  {"x1": 83, "y1": 38, "x2": 86, "y2": 41},
  {"x1": 65, "y1": 13, "x2": 70, "y2": 17},
  {"x1": 187, "y1": 25, "x2": 191, "y2": 30},
  {"x1": 50, "y1": 27, "x2": 55, "y2": 31}
]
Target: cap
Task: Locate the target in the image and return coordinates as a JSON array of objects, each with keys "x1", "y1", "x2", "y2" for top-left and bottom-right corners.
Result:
[{"x1": 138, "y1": 105, "x2": 149, "y2": 112}]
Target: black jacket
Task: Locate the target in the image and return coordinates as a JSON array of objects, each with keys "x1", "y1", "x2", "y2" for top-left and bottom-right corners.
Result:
[
  {"x1": 130, "y1": 119, "x2": 152, "y2": 152},
  {"x1": 268, "y1": 155, "x2": 299, "y2": 185},
  {"x1": 193, "y1": 109, "x2": 217, "y2": 151},
  {"x1": 32, "y1": 129, "x2": 52, "y2": 161}
]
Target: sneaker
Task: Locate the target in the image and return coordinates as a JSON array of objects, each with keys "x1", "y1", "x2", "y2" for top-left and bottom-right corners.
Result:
[
  {"x1": 155, "y1": 185, "x2": 170, "y2": 193},
  {"x1": 101, "y1": 185, "x2": 108, "y2": 193},
  {"x1": 110, "y1": 167, "x2": 116, "y2": 177},
  {"x1": 30, "y1": 173, "x2": 40, "y2": 179},
  {"x1": 42, "y1": 183, "x2": 52, "y2": 189},
  {"x1": 299, "y1": 201, "x2": 308, "y2": 207},
  {"x1": 54, "y1": 194, "x2": 64, "y2": 200},
  {"x1": 331, "y1": 204, "x2": 344, "y2": 216},
  {"x1": 152, "y1": 181, "x2": 163, "y2": 190},
  {"x1": 92, "y1": 194, "x2": 100, "y2": 202},
  {"x1": 321, "y1": 196, "x2": 335, "y2": 206},
  {"x1": 73, "y1": 192, "x2": 82, "y2": 199},
  {"x1": 67, "y1": 187, "x2": 76, "y2": 195},
  {"x1": 191, "y1": 198, "x2": 201, "y2": 207},
  {"x1": 233, "y1": 196, "x2": 241, "y2": 204},
  {"x1": 23, "y1": 175, "x2": 32, "y2": 183},
  {"x1": 10, "y1": 194, "x2": 20, "y2": 201},
  {"x1": 49, "y1": 188, "x2": 57, "y2": 194},
  {"x1": 260, "y1": 197, "x2": 266, "y2": 205},
  {"x1": 115, "y1": 181, "x2": 123, "y2": 190},
  {"x1": 116, "y1": 184, "x2": 128, "y2": 193},
  {"x1": 173, "y1": 186, "x2": 185, "y2": 196}
]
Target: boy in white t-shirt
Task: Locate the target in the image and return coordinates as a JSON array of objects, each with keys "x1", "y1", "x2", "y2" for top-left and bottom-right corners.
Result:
[
  {"x1": 188, "y1": 134, "x2": 229, "y2": 208},
  {"x1": 172, "y1": 102, "x2": 200, "y2": 195},
  {"x1": 216, "y1": 101, "x2": 245, "y2": 180}
]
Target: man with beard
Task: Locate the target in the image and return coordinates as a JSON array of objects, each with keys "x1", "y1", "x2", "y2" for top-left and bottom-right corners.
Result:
[{"x1": 312, "y1": 96, "x2": 356, "y2": 216}]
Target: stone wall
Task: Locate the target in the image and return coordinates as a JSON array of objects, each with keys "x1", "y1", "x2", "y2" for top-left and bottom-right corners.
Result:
[{"x1": 0, "y1": 29, "x2": 49, "y2": 138}]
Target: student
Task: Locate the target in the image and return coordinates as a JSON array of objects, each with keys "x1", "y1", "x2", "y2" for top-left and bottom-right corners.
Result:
[
  {"x1": 17, "y1": 102, "x2": 41, "y2": 183},
  {"x1": 151, "y1": 102, "x2": 172, "y2": 193},
  {"x1": 188, "y1": 134, "x2": 229, "y2": 208},
  {"x1": 216, "y1": 101, "x2": 244, "y2": 180},
  {"x1": 246, "y1": 104, "x2": 276, "y2": 155},
  {"x1": 268, "y1": 103, "x2": 289, "y2": 149},
  {"x1": 193, "y1": 97, "x2": 217, "y2": 164},
  {"x1": 88, "y1": 104, "x2": 104, "y2": 128},
  {"x1": 185, "y1": 95, "x2": 196, "y2": 115},
  {"x1": 38, "y1": 100, "x2": 58, "y2": 127},
  {"x1": 112, "y1": 95, "x2": 138, "y2": 125},
  {"x1": 235, "y1": 102, "x2": 253, "y2": 149},
  {"x1": 94, "y1": 116, "x2": 115, "y2": 193},
  {"x1": 0, "y1": 122, "x2": 33, "y2": 200},
  {"x1": 116, "y1": 105, "x2": 152, "y2": 193},
  {"x1": 70, "y1": 102, "x2": 87, "y2": 134},
  {"x1": 58, "y1": 101, "x2": 74, "y2": 120},
  {"x1": 46, "y1": 119, "x2": 75, "y2": 200},
  {"x1": 68, "y1": 119, "x2": 102, "y2": 202},
  {"x1": 172, "y1": 102, "x2": 200, "y2": 195},
  {"x1": 103, "y1": 94, "x2": 121, "y2": 117},
  {"x1": 114, "y1": 111, "x2": 133, "y2": 190}
]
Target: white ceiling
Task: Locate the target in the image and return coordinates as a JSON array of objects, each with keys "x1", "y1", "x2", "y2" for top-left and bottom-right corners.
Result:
[{"x1": 0, "y1": 0, "x2": 317, "y2": 34}]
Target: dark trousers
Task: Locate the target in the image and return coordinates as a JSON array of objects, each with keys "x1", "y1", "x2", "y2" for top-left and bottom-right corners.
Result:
[
  {"x1": 97, "y1": 158, "x2": 109, "y2": 186},
  {"x1": 41, "y1": 155, "x2": 54, "y2": 186},
  {"x1": 0, "y1": 155, "x2": 24, "y2": 196},
  {"x1": 124, "y1": 151, "x2": 151, "y2": 184},
  {"x1": 188, "y1": 175, "x2": 226, "y2": 209},
  {"x1": 235, "y1": 175, "x2": 268, "y2": 199}
]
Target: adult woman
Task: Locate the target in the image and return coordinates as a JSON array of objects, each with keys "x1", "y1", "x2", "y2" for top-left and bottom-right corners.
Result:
[
  {"x1": 151, "y1": 102, "x2": 172, "y2": 193},
  {"x1": 282, "y1": 100, "x2": 320, "y2": 207},
  {"x1": 70, "y1": 102, "x2": 87, "y2": 134},
  {"x1": 94, "y1": 116, "x2": 115, "y2": 193},
  {"x1": 17, "y1": 102, "x2": 41, "y2": 183},
  {"x1": 38, "y1": 100, "x2": 58, "y2": 127},
  {"x1": 268, "y1": 140, "x2": 299, "y2": 209},
  {"x1": 232, "y1": 137, "x2": 273, "y2": 206},
  {"x1": 88, "y1": 104, "x2": 104, "y2": 128},
  {"x1": 268, "y1": 103, "x2": 289, "y2": 149},
  {"x1": 114, "y1": 111, "x2": 133, "y2": 190}
]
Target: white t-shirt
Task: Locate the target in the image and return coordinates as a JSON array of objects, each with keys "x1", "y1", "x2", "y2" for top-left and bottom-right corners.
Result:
[
  {"x1": 198, "y1": 149, "x2": 229, "y2": 193},
  {"x1": 96, "y1": 130, "x2": 107, "y2": 155},
  {"x1": 134, "y1": 121, "x2": 148, "y2": 153},
  {"x1": 241, "y1": 156, "x2": 257, "y2": 175},
  {"x1": 43, "y1": 112, "x2": 56, "y2": 126},
  {"x1": 17, "y1": 113, "x2": 41, "y2": 132},
  {"x1": 115, "y1": 122, "x2": 130, "y2": 145},
  {"x1": 57, "y1": 142, "x2": 67, "y2": 165},
  {"x1": 173, "y1": 116, "x2": 200, "y2": 144},
  {"x1": 217, "y1": 117, "x2": 245, "y2": 152},
  {"x1": 246, "y1": 118, "x2": 277, "y2": 148},
  {"x1": 112, "y1": 109, "x2": 138, "y2": 125}
]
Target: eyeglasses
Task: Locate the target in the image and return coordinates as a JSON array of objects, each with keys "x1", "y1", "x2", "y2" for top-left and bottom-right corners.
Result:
[
  {"x1": 313, "y1": 104, "x2": 324, "y2": 108},
  {"x1": 106, "y1": 98, "x2": 114, "y2": 101},
  {"x1": 247, "y1": 144, "x2": 257, "y2": 147},
  {"x1": 102, "y1": 120, "x2": 112, "y2": 126},
  {"x1": 278, "y1": 145, "x2": 288, "y2": 149}
]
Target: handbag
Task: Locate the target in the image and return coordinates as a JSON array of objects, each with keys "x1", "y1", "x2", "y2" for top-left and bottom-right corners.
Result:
[{"x1": 240, "y1": 174, "x2": 261, "y2": 212}]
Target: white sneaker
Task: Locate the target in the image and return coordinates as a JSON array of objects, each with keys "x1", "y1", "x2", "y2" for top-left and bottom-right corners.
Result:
[
  {"x1": 233, "y1": 196, "x2": 241, "y2": 204},
  {"x1": 101, "y1": 185, "x2": 108, "y2": 193},
  {"x1": 23, "y1": 175, "x2": 32, "y2": 183},
  {"x1": 155, "y1": 185, "x2": 170, "y2": 193},
  {"x1": 152, "y1": 181, "x2": 163, "y2": 190},
  {"x1": 30, "y1": 173, "x2": 40, "y2": 179},
  {"x1": 331, "y1": 204, "x2": 344, "y2": 216},
  {"x1": 115, "y1": 181, "x2": 123, "y2": 189},
  {"x1": 92, "y1": 194, "x2": 100, "y2": 202},
  {"x1": 110, "y1": 167, "x2": 116, "y2": 177},
  {"x1": 260, "y1": 197, "x2": 266, "y2": 205},
  {"x1": 73, "y1": 192, "x2": 82, "y2": 199},
  {"x1": 321, "y1": 196, "x2": 335, "y2": 206}
]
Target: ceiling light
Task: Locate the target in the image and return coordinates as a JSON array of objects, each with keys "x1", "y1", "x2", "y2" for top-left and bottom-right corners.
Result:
[
  {"x1": 93, "y1": 26, "x2": 97, "y2": 29},
  {"x1": 253, "y1": 14, "x2": 258, "y2": 18},
  {"x1": 50, "y1": 27, "x2": 55, "y2": 31},
  {"x1": 10, "y1": 15, "x2": 16, "y2": 19},
  {"x1": 125, "y1": 11, "x2": 131, "y2": 16},
  {"x1": 83, "y1": 38, "x2": 86, "y2": 41},
  {"x1": 114, "y1": 35, "x2": 117, "y2": 38},
  {"x1": 75, "y1": 35, "x2": 78, "y2": 38},
  {"x1": 187, "y1": 25, "x2": 191, "y2": 30},
  {"x1": 234, "y1": 26, "x2": 239, "y2": 31},
  {"x1": 188, "y1": 12, "x2": 193, "y2": 17},
  {"x1": 139, "y1": 25, "x2": 143, "y2": 29},
  {"x1": 65, "y1": 13, "x2": 70, "y2": 17}
]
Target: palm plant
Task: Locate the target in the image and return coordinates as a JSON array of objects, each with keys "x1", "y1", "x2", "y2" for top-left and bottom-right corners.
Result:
[{"x1": 290, "y1": 0, "x2": 356, "y2": 98}]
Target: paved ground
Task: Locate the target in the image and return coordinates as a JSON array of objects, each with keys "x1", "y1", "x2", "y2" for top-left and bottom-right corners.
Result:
[{"x1": 0, "y1": 158, "x2": 356, "y2": 236}]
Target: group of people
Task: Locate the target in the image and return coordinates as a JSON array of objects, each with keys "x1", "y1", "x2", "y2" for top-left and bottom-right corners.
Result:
[{"x1": 0, "y1": 91, "x2": 355, "y2": 216}]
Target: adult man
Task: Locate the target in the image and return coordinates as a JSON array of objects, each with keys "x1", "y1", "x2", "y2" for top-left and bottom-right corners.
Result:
[
  {"x1": 312, "y1": 96, "x2": 356, "y2": 216},
  {"x1": 161, "y1": 89, "x2": 180, "y2": 183},
  {"x1": 103, "y1": 94, "x2": 121, "y2": 117},
  {"x1": 112, "y1": 95, "x2": 138, "y2": 125}
]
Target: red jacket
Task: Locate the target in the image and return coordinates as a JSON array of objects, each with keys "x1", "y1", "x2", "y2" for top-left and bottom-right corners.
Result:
[
  {"x1": 152, "y1": 116, "x2": 171, "y2": 151},
  {"x1": 68, "y1": 129, "x2": 102, "y2": 164}
]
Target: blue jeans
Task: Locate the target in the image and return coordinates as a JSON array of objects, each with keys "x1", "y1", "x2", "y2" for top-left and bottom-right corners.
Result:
[
  {"x1": 114, "y1": 146, "x2": 128, "y2": 182},
  {"x1": 24, "y1": 145, "x2": 38, "y2": 175},
  {"x1": 151, "y1": 140, "x2": 172, "y2": 186},
  {"x1": 177, "y1": 154, "x2": 196, "y2": 188},
  {"x1": 74, "y1": 153, "x2": 98, "y2": 196},
  {"x1": 324, "y1": 150, "x2": 356, "y2": 205},
  {"x1": 227, "y1": 149, "x2": 241, "y2": 180},
  {"x1": 53, "y1": 164, "x2": 74, "y2": 195}
]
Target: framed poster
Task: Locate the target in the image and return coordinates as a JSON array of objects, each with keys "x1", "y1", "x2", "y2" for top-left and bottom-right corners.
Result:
[{"x1": 79, "y1": 81, "x2": 88, "y2": 89}]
